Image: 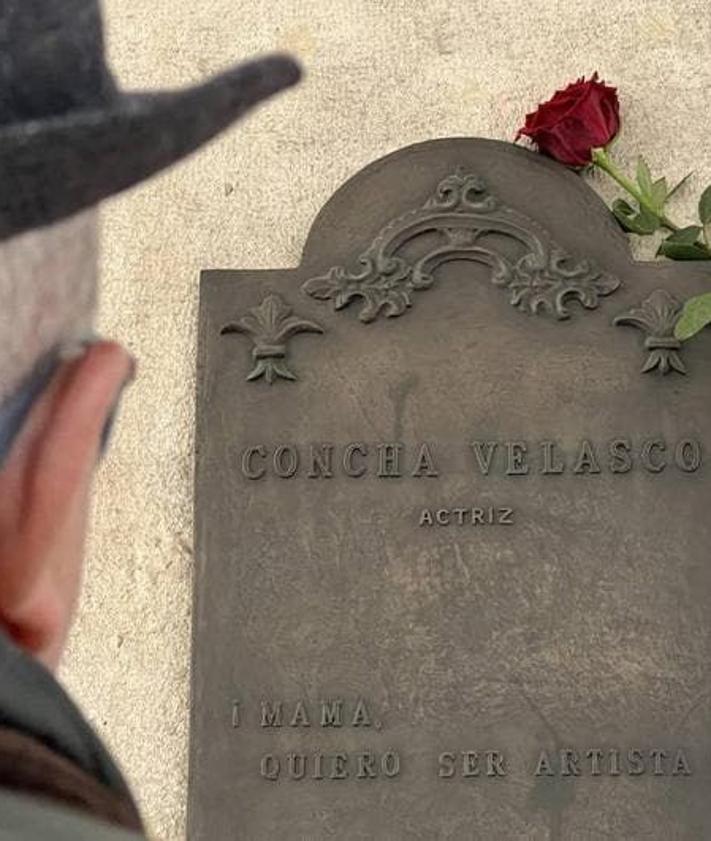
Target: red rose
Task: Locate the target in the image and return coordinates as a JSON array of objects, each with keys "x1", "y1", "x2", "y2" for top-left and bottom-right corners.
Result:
[{"x1": 516, "y1": 73, "x2": 620, "y2": 168}]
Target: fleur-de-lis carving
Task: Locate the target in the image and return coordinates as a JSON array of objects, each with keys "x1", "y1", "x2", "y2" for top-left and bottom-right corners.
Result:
[
  {"x1": 221, "y1": 294, "x2": 324, "y2": 384},
  {"x1": 613, "y1": 289, "x2": 686, "y2": 375}
]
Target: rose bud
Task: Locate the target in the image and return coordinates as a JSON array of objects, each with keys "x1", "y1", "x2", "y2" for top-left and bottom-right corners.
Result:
[{"x1": 516, "y1": 73, "x2": 620, "y2": 168}]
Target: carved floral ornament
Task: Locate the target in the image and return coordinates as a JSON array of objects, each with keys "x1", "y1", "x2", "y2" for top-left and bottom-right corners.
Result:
[
  {"x1": 613, "y1": 290, "x2": 687, "y2": 375},
  {"x1": 220, "y1": 294, "x2": 323, "y2": 384},
  {"x1": 222, "y1": 172, "x2": 694, "y2": 383},
  {"x1": 302, "y1": 171, "x2": 621, "y2": 323}
]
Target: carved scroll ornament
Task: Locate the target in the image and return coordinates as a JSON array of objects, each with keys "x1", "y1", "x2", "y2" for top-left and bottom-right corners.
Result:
[
  {"x1": 223, "y1": 173, "x2": 695, "y2": 382},
  {"x1": 302, "y1": 171, "x2": 621, "y2": 323}
]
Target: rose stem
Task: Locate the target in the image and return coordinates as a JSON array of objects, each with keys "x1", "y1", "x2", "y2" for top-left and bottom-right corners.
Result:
[{"x1": 591, "y1": 147, "x2": 681, "y2": 233}]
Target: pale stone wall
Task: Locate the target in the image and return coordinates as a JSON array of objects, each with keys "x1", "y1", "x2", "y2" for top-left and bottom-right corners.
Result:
[{"x1": 60, "y1": 1, "x2": 711, "y2": 838}]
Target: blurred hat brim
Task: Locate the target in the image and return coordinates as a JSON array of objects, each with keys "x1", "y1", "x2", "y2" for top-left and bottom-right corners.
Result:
[{"x1": 0, "y1": 53, "x2": 301, "y2": 242}]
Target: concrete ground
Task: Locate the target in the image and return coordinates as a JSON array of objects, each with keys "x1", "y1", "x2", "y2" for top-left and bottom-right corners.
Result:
[{"x1": 60, "y1": 1, "x2": 711, "y2": 838}]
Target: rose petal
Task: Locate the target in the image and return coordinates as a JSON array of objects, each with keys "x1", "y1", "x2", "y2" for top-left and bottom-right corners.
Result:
[{"x1": 517, "y1": 74, "x2": 620, "y2": 166}]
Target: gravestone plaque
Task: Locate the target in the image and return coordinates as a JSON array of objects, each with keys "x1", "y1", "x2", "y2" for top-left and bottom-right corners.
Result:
[{"x1": 188, "y1": 138, "x2": 711, "y2": 840}]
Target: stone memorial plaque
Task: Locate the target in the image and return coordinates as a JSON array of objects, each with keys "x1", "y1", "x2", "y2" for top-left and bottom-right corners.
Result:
[{"x1": 188, "y1": 138, "x2": 711, "y2": 840}]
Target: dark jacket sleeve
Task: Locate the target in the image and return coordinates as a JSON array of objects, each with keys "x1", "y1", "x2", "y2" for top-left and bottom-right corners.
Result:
[{"x1": 0, "y1": 631, "x2": 143, "y2": 834}]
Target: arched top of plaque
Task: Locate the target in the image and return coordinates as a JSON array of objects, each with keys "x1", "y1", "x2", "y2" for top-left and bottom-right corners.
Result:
[
  {"x1": 300, "y1": 138, "x2": 633, "y2": 274},
  {"x1": 213, "y1": 137, "x2": 710, "y2": 382}
]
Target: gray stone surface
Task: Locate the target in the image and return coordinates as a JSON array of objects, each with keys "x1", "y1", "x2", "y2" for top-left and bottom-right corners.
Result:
[{"x1": 190, "y1": 139, "x2": 711, "y2": 840}]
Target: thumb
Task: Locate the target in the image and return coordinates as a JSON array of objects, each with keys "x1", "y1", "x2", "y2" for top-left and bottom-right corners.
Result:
[{"x1": 27, "y1": 341, "x2": 135, "y2": 524}]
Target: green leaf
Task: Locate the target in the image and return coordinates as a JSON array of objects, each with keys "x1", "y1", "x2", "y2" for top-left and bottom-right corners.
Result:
[
  {"x1": 664, "y1": 225, "x2": 702, "y2": 244},
  {"x1": 636, "y1": 156, "x2": 654, "y2": 198},
  {"x1": 612, "y1": 198, "x2": 660, "y2": 235},
  {"x1": 668, "y1": 171, "x2": 693, "y2": 199},
  {"x1": 651, "y1": 177, "x2": 668, "y2": 210},
  {"x1": 699, "y1": 185, "x2": 711, "y2": 225},
  {"x1": 657, "y1": 240, "x2": 711, "y2": 260},
  {"x1": 675, "y1": 292, "x2": 711, "y2": 340}
]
